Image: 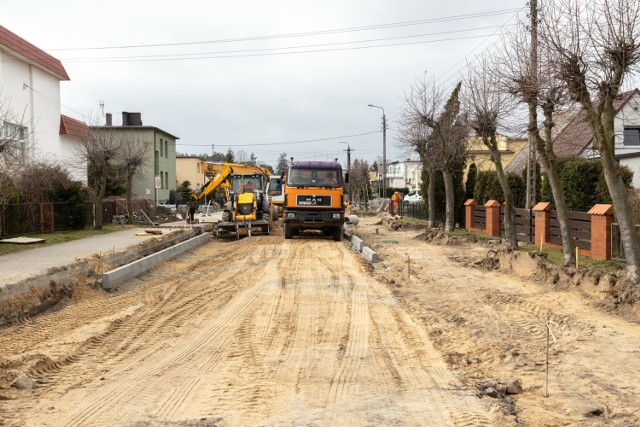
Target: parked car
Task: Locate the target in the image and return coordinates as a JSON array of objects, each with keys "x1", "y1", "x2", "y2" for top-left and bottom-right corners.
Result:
[{"x1": 403, "y1": 189, "x2": 423, "y2": 204}]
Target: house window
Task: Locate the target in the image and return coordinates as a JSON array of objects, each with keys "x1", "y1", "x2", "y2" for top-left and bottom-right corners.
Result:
[
  {"x1": 3, "y1": 122, "x2": 27, "y2": 140},
  {"x1": 159, "y1": 138, "x2": 163, "y2": 156},
  {"x1": 624, "y1": 127, "x2": 640, "y2": 146},
  {"x1": 2, "y1": 122, "x2": 27, "y2": 158},
  {"x1": 160, "y1": 171, "x2": 164, "y2": 189},
  {"x1": 165, "y1": 141, "x2": 168, "y2": 158}
]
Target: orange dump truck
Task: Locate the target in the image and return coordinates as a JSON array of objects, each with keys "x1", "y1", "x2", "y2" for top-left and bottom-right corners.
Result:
[{"x1": 282, "y1": 160, "x2": 347, "y2": 241}]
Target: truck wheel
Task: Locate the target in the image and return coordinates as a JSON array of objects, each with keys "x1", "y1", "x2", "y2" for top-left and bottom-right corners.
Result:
[
  {"x1": 222, "y1": 210, "x2": 231, "y2": 222},
  {"x1": 284, "y1": 223, "x2": 293, "y2": 239},
  {"x1": 332, "y1": 227, "x2": 342, "y2": 241},
  {"x1": 293, "y1": 228, "x2": 300, "y2": 236}
]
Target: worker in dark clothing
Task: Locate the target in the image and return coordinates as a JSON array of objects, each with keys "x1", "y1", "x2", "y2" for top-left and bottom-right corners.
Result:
[{"x1": 188, "y1": 199, "x2": 197, "y2": 223}]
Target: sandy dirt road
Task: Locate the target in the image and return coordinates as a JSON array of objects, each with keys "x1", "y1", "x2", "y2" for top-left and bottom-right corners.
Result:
[{"x1": 0, "y1": 224, "x2": 496, "y2": 426}]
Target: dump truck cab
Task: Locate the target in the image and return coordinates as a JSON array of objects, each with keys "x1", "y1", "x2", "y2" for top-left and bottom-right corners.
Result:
[{"x1": 282, "y1": 160, "x2": 347, "y2": 241}]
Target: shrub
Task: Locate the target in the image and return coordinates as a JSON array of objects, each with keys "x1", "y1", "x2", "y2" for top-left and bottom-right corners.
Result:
[
  {"x1": 55, "y1": 183, "x2": 87, "y2": 229},
  {"x1": 540, "y1": 157, "x2": 634, "y2": 211}
]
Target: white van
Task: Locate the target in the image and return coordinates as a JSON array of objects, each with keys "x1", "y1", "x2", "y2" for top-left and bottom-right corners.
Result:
[{"x1": 403, "y1": 189, "x2": 423, "y2": 203}]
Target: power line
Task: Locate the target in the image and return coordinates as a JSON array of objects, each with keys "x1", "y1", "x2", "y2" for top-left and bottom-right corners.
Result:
[
  {"x1": 60, "y1": 25, "x2": 512, "y2": 62},
  {"x1": 61, "y1": 34, "x2": 499, "y2": 63},
  {"x1": 176, "y1": 130, "x2": 381, "y2": 148},
  {"x1": 47, "y1": 8, "x2": 523, "y2": 52},
  {"x1": 437, "y1": 7, "x2": 524, "y2": 89}
]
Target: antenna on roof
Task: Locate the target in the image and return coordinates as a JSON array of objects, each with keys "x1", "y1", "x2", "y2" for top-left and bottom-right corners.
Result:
[{"x1": 99, "y1": 100, "x2": 105, "y2": 117}]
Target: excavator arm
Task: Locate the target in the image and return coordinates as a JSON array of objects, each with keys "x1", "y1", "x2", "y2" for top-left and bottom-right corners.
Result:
[
  {"x1": 191, "y1": 162, "x2": 272, "y2": 203},
  {"x1": 191, "y1": 163, "x2": 233, "y2": 202}
]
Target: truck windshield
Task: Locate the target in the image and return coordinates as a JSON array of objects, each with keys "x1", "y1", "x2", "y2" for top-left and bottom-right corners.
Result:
[{"x1": 287, "y1": 168, "x2": 342, "y2": 188}]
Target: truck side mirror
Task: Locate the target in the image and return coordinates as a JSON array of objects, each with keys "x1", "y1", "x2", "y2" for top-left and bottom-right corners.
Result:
[{"x1": 344, "y1": 172, "x2": 350, "y2": 184}]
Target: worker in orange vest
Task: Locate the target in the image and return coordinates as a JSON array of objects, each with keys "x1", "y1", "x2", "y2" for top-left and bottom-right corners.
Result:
[{"x1": 391, "y1": 192, "x2": 401, "y2": 216}]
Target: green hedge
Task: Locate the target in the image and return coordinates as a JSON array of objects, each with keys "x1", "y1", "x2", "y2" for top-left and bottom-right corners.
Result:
[
  {"x1": 472, "y1": 170, "x2": 526, "y2": 207},
  {"x1": 540, "y1": 157, "x2": 633, "y2": 211}
]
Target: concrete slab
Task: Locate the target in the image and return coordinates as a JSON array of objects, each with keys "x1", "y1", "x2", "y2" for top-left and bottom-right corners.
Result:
[
  {"x1": 102, "y1": 233, "x2": 212, "y2": 290},
  {"x1": 0, "y1": 237, "x2": 45, "y2": 244}
]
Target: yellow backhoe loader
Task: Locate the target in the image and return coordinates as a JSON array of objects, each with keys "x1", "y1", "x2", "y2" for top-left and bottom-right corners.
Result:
[{"x1": 191, "y1": 162, "x2": 272, "y2": 238}]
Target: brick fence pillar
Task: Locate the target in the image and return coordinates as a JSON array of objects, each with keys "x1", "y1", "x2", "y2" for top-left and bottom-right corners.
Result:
[
  {"x1": 533, "y1": 202, "x2": 551, "y2": 248},
  {"x1": 588, "y1": 204, "x2": 614, "y2": 260},
  {"x1": 464, "y1": 199, "x2": 477, "y2": 231},
  {"x1": 485, "y1": 200, "x2": 501, "y2": 237}
]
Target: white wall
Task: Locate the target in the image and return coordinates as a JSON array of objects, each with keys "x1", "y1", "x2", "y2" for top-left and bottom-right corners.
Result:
[
  {"x1": 0, "y1": 49, "x2": 65, "y2": 168},
  {"x1": 615, "y1": 94, "x2": 640, "y2": 187}
]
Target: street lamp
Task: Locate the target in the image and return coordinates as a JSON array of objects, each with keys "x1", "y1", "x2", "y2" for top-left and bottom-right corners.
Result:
[
  {"x1": 339, "y1": 141, "x2": 352, "y2": 203},
  {"x1": 368, "y1": 104, "x2": 386, "y2": 200}
]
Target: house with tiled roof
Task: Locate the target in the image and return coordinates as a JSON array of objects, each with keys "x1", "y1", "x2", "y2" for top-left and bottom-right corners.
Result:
[
  {"x1": 506, "y1": 89, "x2": 640, "y2": 187},
  {"x1": 0, "y1": 26, "x2": 76, "y2": 174}
]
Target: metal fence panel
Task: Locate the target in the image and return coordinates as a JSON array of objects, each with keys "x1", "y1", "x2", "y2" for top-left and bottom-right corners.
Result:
[
  {"x1": 0, "y1": 202, "x2": 96, "y2": 238},
  {"x1": 398, "y1": 202, "x2": 427, "y2": 220}
]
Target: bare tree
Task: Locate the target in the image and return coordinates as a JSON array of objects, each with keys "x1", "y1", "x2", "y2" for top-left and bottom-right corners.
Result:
[
  {"x1": 404, "y1": 78, "x2": 469, "y2": 231},
  {"x1": 465, "y1": 55, "x2": 519, "y2": 249},
  {"x1": 543, "y1": 0, "x2": 640, "y2": 280},
  {"x1": 501, "y1": 11, "x2": 577, "y2": 264},
  {"x1": 72, "y1": 127, "x2": 124, "y2": 229},
  {"x1": 397, "y1": 116, "x2": 438, "y2": 228},
  {"x1": 350, "y1": 159, "x2": 371, "y2": 209},
  {"x1": 117, "y1": 135, "x2": 150, "y2": 224}
]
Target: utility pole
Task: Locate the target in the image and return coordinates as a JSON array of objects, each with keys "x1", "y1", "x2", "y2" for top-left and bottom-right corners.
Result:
[
  {"x1": 382, "y1": 112, "x2": 387, "y2": 200},
  {"x1": 368, "y1": 104, "x2": 386, "y2": 200},
  {"x1": 340, "y1": 142, "x2": 352, "y2": 202},
  {"x1": 525, "y1": 0, "x2": 538, "y2": 209}
]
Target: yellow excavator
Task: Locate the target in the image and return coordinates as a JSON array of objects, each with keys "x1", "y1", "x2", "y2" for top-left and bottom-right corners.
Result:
[{"x1": 191, "y1": 162, "x2": 272, "y2": 238}]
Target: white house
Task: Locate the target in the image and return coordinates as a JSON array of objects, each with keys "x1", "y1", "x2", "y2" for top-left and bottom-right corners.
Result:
[
  {"x1": 385, "y1": 160, "x2": 422, "y2": 190},
  {"x1": 0, "y1": 26, "x2": 75, "y2": 176},
  {"x1": 506, "y1": 89, "x2": 640, "y2": 187}
]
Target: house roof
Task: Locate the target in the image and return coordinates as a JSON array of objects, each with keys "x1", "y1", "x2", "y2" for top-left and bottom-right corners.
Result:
[
  {"x1": 0, "y1": 26, "x2": 70, "y2": 81},
  {"x1": 90, "y1": 125, "x2": 180, "y2": 140},
  {"x1": 505, "y1": 89, "x2": 640, "y2": 173},
  {"x1": 60, "y1": 115, "x2": 90, "y2": 138},
  {"x1": 177, "y1": 155, "x2": 205, "y2": 160},
  {"x1": 554, "y1": 90, "x2": 640, "y2": 157}
]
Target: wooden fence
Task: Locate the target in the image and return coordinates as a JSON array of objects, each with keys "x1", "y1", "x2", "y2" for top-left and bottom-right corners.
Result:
[
  {"x1": 471, "y1": 203, "x2": 592, "y2": 251},
  {"x1": 499, "y1": 207, "x2": 534, "y2": 244}
]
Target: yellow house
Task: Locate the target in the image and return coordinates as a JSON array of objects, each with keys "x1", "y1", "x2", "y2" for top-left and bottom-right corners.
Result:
[
  {"x1": 176, "y1": 155, "x2": 206, "y2": 191},
  {"x1": 465, "y1": 135, "x2": 528, "y2": 178}
]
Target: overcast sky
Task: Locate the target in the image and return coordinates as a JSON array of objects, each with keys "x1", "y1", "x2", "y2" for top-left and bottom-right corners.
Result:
[{"x1": 3, "y1": 0, "x2": 526, "y2": 169}]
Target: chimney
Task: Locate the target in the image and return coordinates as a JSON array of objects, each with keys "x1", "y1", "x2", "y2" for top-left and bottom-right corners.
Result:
[
  {"x1": 105, "y1": 113, "x2": 112, "y2": 126},
  {"x1": 122, "y1": 111, "x2": 142, "y2": 126}
]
